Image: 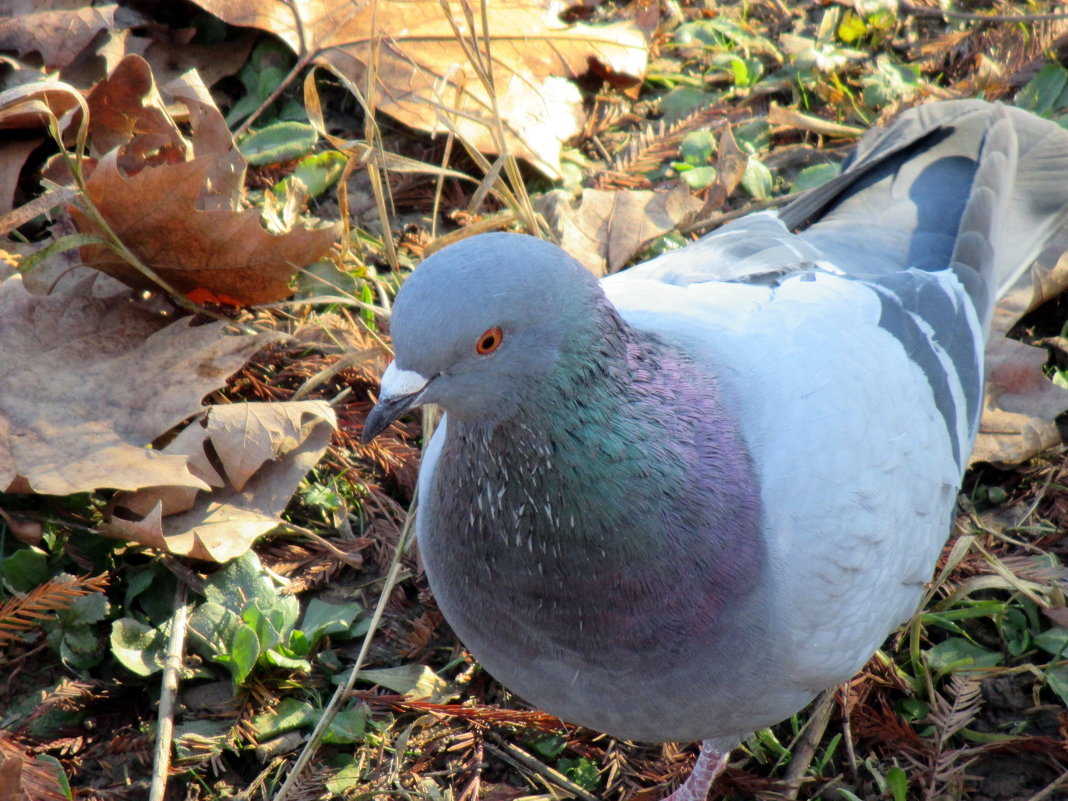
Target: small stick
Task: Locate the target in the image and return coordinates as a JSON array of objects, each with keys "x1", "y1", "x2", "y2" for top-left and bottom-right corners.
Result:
[{"x1": 148, "y1": 582, "x2": 190, "y2": 801}]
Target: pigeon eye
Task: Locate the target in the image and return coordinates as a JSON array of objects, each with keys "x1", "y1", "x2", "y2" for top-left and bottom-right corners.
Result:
[{"x1": 475, "y1": 326, "x2": 503, "y2": 355}]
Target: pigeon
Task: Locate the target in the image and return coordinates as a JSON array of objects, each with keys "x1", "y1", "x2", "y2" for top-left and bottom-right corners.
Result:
[{"x1": 362, "y1": 100, "x2": 1068, "y2": 800}]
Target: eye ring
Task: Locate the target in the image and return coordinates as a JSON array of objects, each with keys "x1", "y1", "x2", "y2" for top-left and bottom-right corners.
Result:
[{"x1": 475, "y1": 326, "x2": 503, "y2": 355}]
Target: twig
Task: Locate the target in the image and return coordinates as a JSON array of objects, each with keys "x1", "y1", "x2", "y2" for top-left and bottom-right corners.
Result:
[
  {"x1": 272, "y1": 497, "x2": 418, "y2": 801},
  {"x1": 783, "y1": 688, "x2": 837, "y2": 798},
  {"x1": 484, "y1": 734, "x2": 600, "y2": 801},
  {"x1": 149, "y1": 582, "x2": 189, "y2": 801}
]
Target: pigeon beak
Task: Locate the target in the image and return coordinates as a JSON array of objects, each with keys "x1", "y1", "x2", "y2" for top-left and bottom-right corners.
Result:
[{"x1": 362, "y1": 362, "x2": 431, "y2": 443}]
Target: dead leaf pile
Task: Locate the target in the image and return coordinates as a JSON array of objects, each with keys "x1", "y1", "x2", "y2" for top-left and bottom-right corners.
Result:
[
  {"x1": 107, "y1": 401, "x2": 336, "y2": 561},
  {"x1": 189, "y1": 0, "x2": 650, "y2": 176},
  {"x1": 0, "y1": 275, "x2": 271, "y2": 496},
  {"x1": 0, "y1": 42, "x2": 343, "y2": 561}
]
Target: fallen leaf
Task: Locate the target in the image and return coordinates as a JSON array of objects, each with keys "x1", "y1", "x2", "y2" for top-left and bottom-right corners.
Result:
[
  {"x1": 64, "y1": 55, "x2": 339, "y2": 304},
  {"x1": 84, "y1": 53, "x2": 189, "y2": 167},
  {"x1": 0, "y1": 3, "x2": 126, "y2": 72},
  {"x1": 107, "y1": 401, "x2": 337, "y2": 562},
  {"x1": 357, "y1": 664, "x2": 455, "y2": 703},
  {"x1": 973, "y1": 231, "x2": 1068, "y2": 465},
  {"x1": 71, "y1": 153, "x2": 337, "y2": 304},
  {"x1": 0, "y1": 75, "x2": 84, "y2": 217},
  {"x1": 190, "y1": 0, "x2": 648, "y2": 176},
  {"x1": 0, "y1": 274, "x2": 275, "y2": 495},
  {"x1": 536, "y1": 185, "x2": 702, "y2": 274}
]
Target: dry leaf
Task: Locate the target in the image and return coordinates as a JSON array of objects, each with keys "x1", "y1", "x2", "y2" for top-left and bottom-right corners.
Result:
[
  {"x1": 191, "y1": 0, "x2": 648, "y2": 175},
  {"x1": 107, "y1": 401, "x2": 337, "y2": 562},
  {"x1": 63, "y1": 55, "x2": 338, "y2": 305},
  {"x1": 0, "y1": 274, "x2": 275, "y2": 495},
  {"x1": 0, "y1": 731, "x2": 70, "y2": 801},
  {"x1": 71, "y1": 153, "x2": 337, "y2": 304},
  {"x1": 84, "y1": 53, "x2": 189, "y2": 166},
  {"x1": 972, "y1": 232, "x2": 1068, "y2": 465},
  {"x1": 0, "y1": 3, "x2": 123, "y2": 72},
  {"x1": 535, "y1": 185, "x2": 702, "y2": 274},
  {"x1": 0, "y1": 75, "x2": 84, "y2": 217}
]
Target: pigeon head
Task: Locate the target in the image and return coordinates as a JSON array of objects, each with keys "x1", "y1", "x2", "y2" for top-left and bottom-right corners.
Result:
[{"x1": 363, "y1": 233, "x2": 602, "y2": 441}]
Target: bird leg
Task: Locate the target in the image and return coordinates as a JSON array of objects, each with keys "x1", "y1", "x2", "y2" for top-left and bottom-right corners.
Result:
[{"x1": 663, "y1": 739, "x2": 731, "y2": 801}]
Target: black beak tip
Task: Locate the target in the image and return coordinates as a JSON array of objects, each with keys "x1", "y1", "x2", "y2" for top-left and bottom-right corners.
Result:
[
  {"x1": 361, "y1": 408, "x2": 389, "y2": 444},
  {"x1": 362, "y1": 394, "x2": 418, "y2": 444}
]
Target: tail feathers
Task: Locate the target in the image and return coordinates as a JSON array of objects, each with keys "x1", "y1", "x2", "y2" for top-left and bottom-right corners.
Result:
[
  {"x1": 994, "y1": 111, "x2": 1068, "y2": 298},
  {"x1": 780, "y1": 101, "x2": 1068, "y2": 322}
]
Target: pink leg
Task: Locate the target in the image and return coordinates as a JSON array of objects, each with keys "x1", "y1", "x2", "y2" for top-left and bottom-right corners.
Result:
[{"x1": 662, "y1": 739, "x2": 732, "y2": 801}]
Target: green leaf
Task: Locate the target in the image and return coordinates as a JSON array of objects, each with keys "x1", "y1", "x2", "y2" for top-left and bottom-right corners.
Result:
[
  {"x1": 188, "y1": 601, "x2": 243, "y2": 656},
  {"x1": 239, "y1": 121, "x2": 318, "y2": 166},
  {"x1": 323, "y1": 705, "x2": 367, "y2": 744},
  {"x1": 837, "y1": 12, "x2": 869, "y2": 44},
  {"x1": 741, "y1": 157, "x2": 773, "y2": 199},
  {"x1": 110, "y1": 618, "x2": 167, "y2": 677},
  {"x1": 226, "y1": 624, "x2": 260, "y2": 684},
  {"x1": 250, "y1": 697, "x2": 317, "y2": 739},
  {"x1": 354, "y1": 664, "x2": 453, "y2": 702},
  {"x1": 277, "y1": 150, "x2": 347, "y2": 198},
  {"x1": 680, "y1": 130, "x2": 716, "y2": 166},
  {"x1": 1016, "y1": 64, "x2": 1068, "y2": 116},
  {"x1": 56, "y1": 625, "x2": 104, "y2": 670},
  {"x1": 733, "y1": 120, "x2": 771, "y2": 154},
  {"x1": 1045, "y1": 663, "x2": 1068, "y2": 707},
  {"x1": 897, "y1": 697, "x2": 929, "y2": 722},
  {"x1": 58, "y1": 592, "x2": 109, "y2": 627},
  {"x1": 324, "y1": 755, "x2": 364, "y2": 794},
  {"x1": 204, "y1": 552, "x2": 278, "y2": 616},
  {"x1": 661, "y1": 87, "x2": 721, "y2": 124},
  {"x1": 791, "y1": 162, "x2": 841, "y2": 193},
  {"x1": 674, "y1": 18, "x2": 780, "y2": 56},
  {"x1": 294, "y1": 259, "x2": 360, "y2": 299},
  {"x1": 925, "y1": 637, "x2": 1003, "y2": 672},
  {"x1": 300, "y1": 598, "x2": 365, "y2": 646},
  {"x1": 557, "y1": 757, "x2": 600, "y2": 792},
  {"x1": 226, "y1": 39, "x2": 294, "y2": 126},
  {"x1": 527, "y1": 733, "x2": 567, "y2": 759},
  {"x1": 886, "y1": 765, "x2": 909, "y2": 801},
  {"x1": 680, "y1": 165, "x2": 717, "y2": 189},
  {"x1": 123, "y1": 565, "x2": 177, "y2": 624},
  {"x1": 1, "y1": 547, "x2": 50, "y2": 593},
  {"x1": 997, "y1": 606, "x2": 1032, "y2": 657},
  {"x1": 174, "y1": 719, "x2": 230, "y2": 761},
  {"x1": 263, "y1": 648, "x2": 312, "y2": 672},
  {"x1": 1034, "y1": 626, "x2": 1068, "y2": 657},
  {"x1": 33, "y1": 755, "x2": 72, "y2": 800},
  {"x1": 862, "y1": 56, "x2": 921, "y2": 108}
]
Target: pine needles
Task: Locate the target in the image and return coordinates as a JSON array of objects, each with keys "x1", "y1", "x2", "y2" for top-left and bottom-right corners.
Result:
[{"x1": 0, "y1": 572, "x2": 109, "y2": 648}]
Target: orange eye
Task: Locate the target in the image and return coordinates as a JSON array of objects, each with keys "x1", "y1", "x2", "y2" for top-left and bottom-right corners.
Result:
[{"x1": 475, "y1": 326, "x2": 503, "y2": 354}]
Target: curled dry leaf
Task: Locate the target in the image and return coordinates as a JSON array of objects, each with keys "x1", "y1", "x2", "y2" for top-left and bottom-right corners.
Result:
[
  {"x1": 71, "y1": 153, "x2": 336, "y2": 304},
  {"x1": 191, "y1": 0, "x2": 649, "y2": 175},
  {"x1": 0, "y1": 76, "x2": 84, "y2": 218},
  {"x1": 0, "y1": 275, "x2": 276, "y2": 495},
  {"x1": 106, "y1": 401, "x2": 337, "y2": 562},
  {"x1": 66, "y1": 54, "x2": 339, "y2": 305},
  {"x1": 535, "y1": 185, "x2": 702, "y2": 275},
  {"x1": 973, "y1": 231, "x2": 1068, "y2": 466}
]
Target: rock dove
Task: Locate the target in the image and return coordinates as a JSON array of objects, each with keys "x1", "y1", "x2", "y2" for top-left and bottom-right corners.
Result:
[{"x1": 363, "y1": 100, "x2": 1068, "y2": 800}]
